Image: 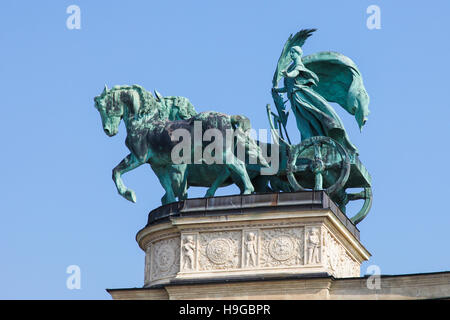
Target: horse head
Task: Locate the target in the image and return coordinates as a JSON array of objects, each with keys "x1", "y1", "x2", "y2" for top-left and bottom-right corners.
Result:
[
  {"x1": 94, "y1": 84, "x2": 198, "y2": 137},
  {"x1": 94, "y1": 85, "x2": 125, "y2": 136},
  {"x1": 94, "y1": 85, "x2": 144, "y2": 136}
]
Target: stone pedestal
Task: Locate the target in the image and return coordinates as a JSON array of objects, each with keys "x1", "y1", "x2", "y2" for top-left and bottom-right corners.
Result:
[
  {"x1": 107, "y1": 191, "x2": 450, "y2": 300},
  {"x1": 136, "y1": 191, "x2": 370, "y2": 289}
]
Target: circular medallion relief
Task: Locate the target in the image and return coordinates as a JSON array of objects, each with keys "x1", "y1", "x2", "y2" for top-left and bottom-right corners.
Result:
[
  {"x1": 206, "y1": 238, "x2": 232, "y2": 265},
  {"x1": 155, "y1": 243, "x2": 176, "y2": 272},
  {"x1": 268, "y1": 235, "x2": 295, "y2": 261}
]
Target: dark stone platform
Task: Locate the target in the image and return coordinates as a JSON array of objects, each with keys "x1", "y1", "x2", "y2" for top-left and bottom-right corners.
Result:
[{"x1": 146, "y1": 191, "x2": 360, "y2": 240}]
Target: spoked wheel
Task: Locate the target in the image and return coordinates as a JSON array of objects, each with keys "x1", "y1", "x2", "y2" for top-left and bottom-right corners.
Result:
[{"x1": 286, "y1": 136, "x2": 351, "y2": 195}]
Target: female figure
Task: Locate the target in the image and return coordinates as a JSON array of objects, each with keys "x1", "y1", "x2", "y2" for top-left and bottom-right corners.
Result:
[{"x1": 273, "y1": 46, "x2": 357, "y2": 154}]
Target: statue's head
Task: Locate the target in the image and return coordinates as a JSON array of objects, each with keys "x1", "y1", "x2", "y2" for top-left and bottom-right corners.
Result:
[
  {"x1": 94, "y1": 85, "x2": 124, "y2": 137},
  {"x1": 290, "y1": 46, "x2": 303, "y2": 59}
]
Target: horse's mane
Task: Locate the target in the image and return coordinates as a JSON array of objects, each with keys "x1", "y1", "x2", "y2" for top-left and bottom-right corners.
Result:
[
  {"x1": 109, "y1": 85, "x2": 197, "y2": 120},
  {"x1": 108, "y1": 84, "x2": 159, "y2": 117}
]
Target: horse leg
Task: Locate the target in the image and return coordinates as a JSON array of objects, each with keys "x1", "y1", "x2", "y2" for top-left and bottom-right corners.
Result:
[
  {"x1": 269, "y1": 176, "x2": 293, "y2": 192},
  {"x1": 224, "y1": 152, "x2": 254, "y2": 195},
  {"x1": 169, "y1": 164, "x2": 189, "y2": 201},
  {"x1": 205, "y1": 166, "x2": 230, "y2": 197},
  {"x1": 160, "y1": 172, "x2": 177, "y2": 204},
  {"x1": 152, "y1": 165, "x2": 177, "y2": 205},
  {"x1": 252, "y1": 175, "x2": 272, "y2": 193},
  {"x1": 178, "y1": 166, "x2": 189, "y2": 200},
  {"x1": 112, "y1": 153, "x2": 145, "y2": 203}
]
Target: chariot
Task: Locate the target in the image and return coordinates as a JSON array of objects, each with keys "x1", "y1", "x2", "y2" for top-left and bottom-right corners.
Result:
[{"x1": 267, "y1": 105, "x2": 372, "y2": 225}]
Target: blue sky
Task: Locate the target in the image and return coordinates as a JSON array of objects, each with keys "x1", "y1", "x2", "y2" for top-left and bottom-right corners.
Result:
[{"x1": 0, "y1": 0, "x2": 449, "y2": 299}]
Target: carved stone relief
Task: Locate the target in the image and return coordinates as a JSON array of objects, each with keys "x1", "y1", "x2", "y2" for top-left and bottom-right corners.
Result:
[
  {"x1": 323, "y1": 229, "x2": 359, "y2": 277},
  {"x1": 198, "y1": 231, "x2": 241, "y2": 271},
  {"x1": 260, "y1": 227, "x2": 304, "y2": 268},
  {"x1": 305, "y1": 226, "x2": 321, "y2": 265},
  {"x1": 150, "y1": 237, "x2": 180, "y2": 281},
  {"x1": 180, "y1": 234, "x2": 197, "y2": 272},
  {"x1": 242, "y1": 230, "x2": 259, "y2": 268},
  {"x1": 144, "y1": 222, "x2": 362, "y2": 286},
  {"x1": 144, "y1": 244, "x2": 151, "y2": 285}
]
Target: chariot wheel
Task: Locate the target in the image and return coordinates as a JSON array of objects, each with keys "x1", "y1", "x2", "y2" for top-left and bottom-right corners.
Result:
[{"x1": 286, "y1": 136, "x2": 351, "y2": 195}]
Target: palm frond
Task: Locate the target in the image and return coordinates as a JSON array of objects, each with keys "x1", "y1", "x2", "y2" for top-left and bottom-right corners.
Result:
[
  {"x1": 272, "y1": 28, "x2": 317, "y2": 87},
  {"x1": 289, "y1": 28, "x2": 316, "y2": 48}
]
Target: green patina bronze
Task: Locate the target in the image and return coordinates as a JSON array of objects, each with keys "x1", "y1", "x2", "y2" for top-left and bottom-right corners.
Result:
[
  {"x1": 269, "y1": 29, "x2": 372, "y2": 224},
  {"x1": 94, "y1": 29, "x2": 373, "y2": 224},
  {"x1": 94, "y1": 84, "x2": 269, "y2": 205}
]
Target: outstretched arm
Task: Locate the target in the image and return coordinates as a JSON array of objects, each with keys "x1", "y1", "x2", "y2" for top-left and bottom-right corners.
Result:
[
  {"x1": 283, "y1": 69, "x2": 300, "y2": 78},
  {"x1": 272, "y1": 69, "x2": 300, "y2": 92}
]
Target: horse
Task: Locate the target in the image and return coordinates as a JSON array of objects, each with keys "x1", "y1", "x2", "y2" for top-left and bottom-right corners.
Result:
[{"x1": 94, "y1": 84, "x2": 268, "y2": 205}]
